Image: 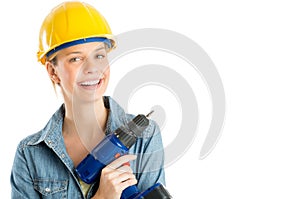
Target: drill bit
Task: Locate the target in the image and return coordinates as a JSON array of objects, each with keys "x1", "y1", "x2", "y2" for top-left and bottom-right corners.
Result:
[{"x1": 146, "y1": 110, "x2": 154, "y2": 118}]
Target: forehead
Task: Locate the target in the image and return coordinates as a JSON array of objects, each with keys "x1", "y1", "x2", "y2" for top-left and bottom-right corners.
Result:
[{"x1": 58, "y1": 42, "x2": 106, "y2": 55}]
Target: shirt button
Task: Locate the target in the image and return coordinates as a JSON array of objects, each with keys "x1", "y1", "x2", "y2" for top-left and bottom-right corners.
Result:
[
  {"x1": 45, "y1": 187, "x2": 51, "y2": 192},
  {"x1": 61, "y1": 153, "x2": 65, "y2": 158}
]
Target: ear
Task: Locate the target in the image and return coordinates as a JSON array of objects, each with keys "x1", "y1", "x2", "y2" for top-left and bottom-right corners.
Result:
[{"x1": 46, "y1": 62, "x2": 60, "y2": 84}]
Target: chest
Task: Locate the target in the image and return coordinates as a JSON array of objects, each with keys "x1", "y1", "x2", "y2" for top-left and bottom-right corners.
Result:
[{"x1": 63, "y1": 135, "x2": 89, "y2": 167}]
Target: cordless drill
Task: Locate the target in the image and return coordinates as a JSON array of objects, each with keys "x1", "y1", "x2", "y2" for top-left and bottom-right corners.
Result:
[{"x1": 75, "y1": 112, "x2": 172, "y2": 199}]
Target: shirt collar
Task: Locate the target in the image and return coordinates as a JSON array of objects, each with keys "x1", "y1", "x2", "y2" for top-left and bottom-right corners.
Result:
[{"x1": 104, "y1": 96, "x2": 129, "y2": 135}]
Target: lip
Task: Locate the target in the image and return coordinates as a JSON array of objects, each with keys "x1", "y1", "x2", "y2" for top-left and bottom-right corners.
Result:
[{"x1": 77, "y1": 78, "x2": 103, "y2": 90}]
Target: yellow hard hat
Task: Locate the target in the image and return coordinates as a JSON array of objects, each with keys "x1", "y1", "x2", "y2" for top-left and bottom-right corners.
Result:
[{"x1": 37, "y1": 1, "x2": 116, "y2": 64}]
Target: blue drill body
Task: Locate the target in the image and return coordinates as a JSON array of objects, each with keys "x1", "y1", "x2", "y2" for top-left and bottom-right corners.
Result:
[{"x1": 75, "y1": 114, "x2": 171, "y2": 199}]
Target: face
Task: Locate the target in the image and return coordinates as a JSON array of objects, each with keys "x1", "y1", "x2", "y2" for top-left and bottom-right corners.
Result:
[{"x1": 47, "y1": 42, "x2": 110, "y2": 104}]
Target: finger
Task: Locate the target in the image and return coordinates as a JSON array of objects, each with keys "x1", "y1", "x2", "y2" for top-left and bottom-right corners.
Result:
[
  {"x1": 103, "y1": 165, "x2": 133, "y2": 177},
  {"x1": 101, "y1": 165, "x2": 133, "y2": 180},
  {"x1": 118, "y1": 172, "x2": 136, "y2": 184},
  {"x1": 116, "y1": 165, "x2": 133, "y2": 173},
  {"x1": 107, "y1": 154, "x2": 137, "y2": 170},
  {"x1": 119, "y1": 178, "x2": 138, "y2": 191}
]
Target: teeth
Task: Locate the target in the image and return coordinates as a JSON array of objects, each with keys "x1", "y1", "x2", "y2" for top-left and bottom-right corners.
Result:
[{"x1": 80, "y1": 80, "x2": 100, "y2": 86}]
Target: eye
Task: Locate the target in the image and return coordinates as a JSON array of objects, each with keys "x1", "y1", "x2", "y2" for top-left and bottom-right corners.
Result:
[
  {"x1": 69, "y1": 57, "x2": 82, "y2": 62},
  {"x1": 96, "y1": 54, "x2": 105, "y2": 59}
]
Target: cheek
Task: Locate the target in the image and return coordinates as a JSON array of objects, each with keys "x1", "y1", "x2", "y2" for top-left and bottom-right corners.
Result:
[
  {"x1": 104, "y1": 67, "x2": 110, "y2": 78},
  {"x1": 102, "y1": 67, "x2": 110, "y2": 91},
  {"x1": 58, "y1": 66, "x2": 81, "y2": 89},
  {"x1": 104, "y1": 68, "x2": 110, "y2": 85}
]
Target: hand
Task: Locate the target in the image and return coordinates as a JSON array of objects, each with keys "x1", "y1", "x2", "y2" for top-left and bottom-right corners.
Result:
[{"x1": 92, "y1": 154, "x2": 137, "y2": 199}]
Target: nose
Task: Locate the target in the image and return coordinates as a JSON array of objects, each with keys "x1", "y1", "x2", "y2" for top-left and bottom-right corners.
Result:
[{"x1": 82, "y1": 58, "x2": 102, "y2": 74}]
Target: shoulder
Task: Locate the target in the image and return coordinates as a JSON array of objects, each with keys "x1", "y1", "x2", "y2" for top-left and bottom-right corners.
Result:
[
  {"x1": 16, "y1": 104, "x2": 65, "y2": 151},
  {"x1": 16, "y1": 130, "x2": 48, "y2": 152},
  {"x1": 16, "y1": 130, "x2": 44, "y2": 151}
]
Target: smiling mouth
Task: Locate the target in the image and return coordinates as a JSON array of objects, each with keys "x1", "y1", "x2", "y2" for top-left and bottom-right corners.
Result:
[
  {"x1": 80, "y1": 79, "x2": 101, "y2": 86},
  {"x1": 78, "y1": 78, "x2": 103, "y2": 90}
]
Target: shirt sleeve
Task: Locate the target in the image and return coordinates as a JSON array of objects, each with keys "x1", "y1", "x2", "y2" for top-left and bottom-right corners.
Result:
[
  {"x1": 11, "y1": 142, "x2": 40, "y2": 199},
  {"x1": 133, "y1": 119, "x2": 166, "y2": 192}
]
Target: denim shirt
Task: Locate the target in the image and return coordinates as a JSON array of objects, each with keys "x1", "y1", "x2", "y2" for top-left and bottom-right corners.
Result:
[{"x1": 11, "y1": 96, "x2": 165, "y2": 198}]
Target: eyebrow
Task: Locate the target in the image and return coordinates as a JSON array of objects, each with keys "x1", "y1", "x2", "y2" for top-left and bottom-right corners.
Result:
[
  {"x1": 66, "y1": 51, "x2": 82, "y2": 56},
  {"x1": 94, "y1": 46, "x2": 105, "y2": 52},
  {"x1": 66, "y1": 46, "x2": 105, "y2": 56}
]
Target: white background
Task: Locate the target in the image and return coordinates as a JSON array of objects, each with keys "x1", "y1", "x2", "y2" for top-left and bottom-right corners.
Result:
[{"x1": 1, "y1": 0, "x2": 300, "y2": 198}]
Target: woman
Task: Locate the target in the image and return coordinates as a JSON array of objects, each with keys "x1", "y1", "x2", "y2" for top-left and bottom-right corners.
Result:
[{"x1": 11, "y1": 1, "x2": 165, "y2": 198}]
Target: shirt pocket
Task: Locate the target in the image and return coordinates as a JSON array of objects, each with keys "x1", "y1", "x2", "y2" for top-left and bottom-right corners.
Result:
[{"x1": 34, "y1": 179, "x2": 68, "y2": 198}]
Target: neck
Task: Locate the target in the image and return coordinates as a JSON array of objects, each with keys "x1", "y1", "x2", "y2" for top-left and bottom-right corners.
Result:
[{"x1": 63, "y1": 97, "x2": 108, "y2": 151}]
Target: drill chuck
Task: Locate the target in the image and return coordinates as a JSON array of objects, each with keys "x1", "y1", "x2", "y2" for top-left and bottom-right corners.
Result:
[{"x1": 114, "y1": 114, "x2": 150, "y2": 148}]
